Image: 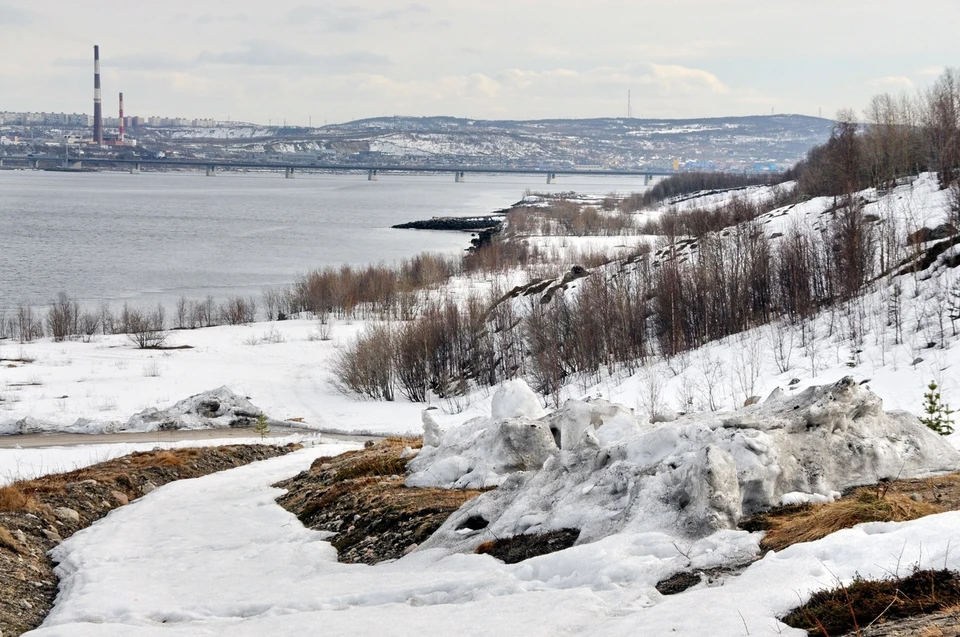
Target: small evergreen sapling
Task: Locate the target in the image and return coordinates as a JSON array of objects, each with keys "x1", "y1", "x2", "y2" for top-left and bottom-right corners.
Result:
[
  {"x1": 254, "y1": 413, "x2": 271, "y2": 440},
  {"x1": 920, "y1": 381, "x2": 955, "y2": 435}
]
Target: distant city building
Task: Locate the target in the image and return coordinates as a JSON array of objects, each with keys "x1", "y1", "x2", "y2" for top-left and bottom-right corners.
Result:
[
  {"x1": 0, "y1": 111, "x2": 92, "y2": 127},
  {"x1": 0, "y1": 111, "x2": 228, "y2": 130}
]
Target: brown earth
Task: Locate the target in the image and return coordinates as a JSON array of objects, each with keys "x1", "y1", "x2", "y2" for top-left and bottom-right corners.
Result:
[
  {"x1": 737, "y1": 472, "x2": 960, "y2": 636},
  {"x1": 475, "y1": 529, "x2": 580, "y2": 564},
  {"x1": 0, "y1": 443, "x2": 296, "y2": 637},
  {"x1": 276, "y1": 438, "x2": 485, "y2": 565}
]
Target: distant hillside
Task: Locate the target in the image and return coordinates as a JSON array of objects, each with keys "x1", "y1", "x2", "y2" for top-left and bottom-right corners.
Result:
[{"x1": 138, "y1": 114, "x2": 833, "y2": 171}]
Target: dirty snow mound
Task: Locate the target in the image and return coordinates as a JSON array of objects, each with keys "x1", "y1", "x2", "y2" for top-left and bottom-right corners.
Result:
[
  {"x1": 410, "y1": 377, "x2": 960, "y2": 553},
  {"x1": 124, "y1": 386, "x2": 274, "y2": 432},
  {"x1": 0, "y1": 387, "x2": 281, "y2": 435}
]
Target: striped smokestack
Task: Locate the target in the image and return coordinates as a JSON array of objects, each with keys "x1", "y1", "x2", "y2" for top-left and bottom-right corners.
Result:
[
  {"x1": 93, "y1": 45, "x2": 103, "y2": 145},
  {"x1": 118, "y1": 92, "x2": 124, "y2": 144}
]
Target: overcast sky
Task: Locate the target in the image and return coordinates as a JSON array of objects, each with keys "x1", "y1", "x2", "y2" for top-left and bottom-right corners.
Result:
[{"x1": 1, "y1": 1, "x2": 957, "y2": 125}]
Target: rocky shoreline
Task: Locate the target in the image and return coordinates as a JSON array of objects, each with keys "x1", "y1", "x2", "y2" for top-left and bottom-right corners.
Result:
[
  {"x1": 392, "y1": 214, "x2": 506, "y2": 252},
  {"x1": 391, "y1": 214, "x2": 505, "y2": 232}
]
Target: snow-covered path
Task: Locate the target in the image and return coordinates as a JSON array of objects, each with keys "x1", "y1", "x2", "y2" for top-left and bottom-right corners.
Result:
[{"x1": 24, "y1": 444, "x2": 960, "y2": 637}]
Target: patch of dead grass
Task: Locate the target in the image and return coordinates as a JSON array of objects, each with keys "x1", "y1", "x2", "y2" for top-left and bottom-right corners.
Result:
[
  {"x1": 323, "y1": 438, "x2": 419, "y2": 483},
  {"x1": 782, "y1": 569, "x2": 960, "y2": 635},
  {"x1": 754, "y1": 488, "x2": 943, "y2": 552},
  {"x1": 0, "y1": 486, "x2": 36, "y2": 513}
]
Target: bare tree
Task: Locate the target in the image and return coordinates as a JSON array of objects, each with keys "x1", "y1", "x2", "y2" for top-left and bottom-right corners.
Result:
[
  {"x1": 46, "y1": 292, "x2": 77, "y2": 342},
  {"x1": 125, "y1": 305, "x2": 168, "y2": 349}
]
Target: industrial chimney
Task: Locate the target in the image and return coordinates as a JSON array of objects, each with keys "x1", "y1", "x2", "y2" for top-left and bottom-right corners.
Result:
[
  {"x1": 118, "y1": 92, "x2": 124, "y2": 144},
  {"x1": 93, "y1": 45, "x2": 103, "y2": 145}
]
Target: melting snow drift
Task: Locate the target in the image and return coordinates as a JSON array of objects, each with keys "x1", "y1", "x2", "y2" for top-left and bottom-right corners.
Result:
[{"x1": 410, "y1": 377, "x2": 960, "y2": 550}]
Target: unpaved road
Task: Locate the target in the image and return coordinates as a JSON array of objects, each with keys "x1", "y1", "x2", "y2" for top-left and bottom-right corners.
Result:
[{"x1": 0, "y1": 426, "x2": 382, "y2": 449}]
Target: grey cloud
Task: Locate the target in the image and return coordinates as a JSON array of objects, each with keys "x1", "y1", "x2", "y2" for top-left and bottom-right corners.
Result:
[
  {"x1": 52, "y1": 57, "x2": 89, "y2": 68},
  {"x1": 196, "y1": 40, "x2": 391, "y2": 69},
  {"x1": 195, "y1": 13, "x2": 250, "y2": 26},
  {"x1": 286, "y1": 3, "x2": 429, "y2": 32},
  {"x1": 54, "y1": 54, "x2": 192, "y2": 72},
  {"x1": 110, "y1": 54, "x2": 195, "y2": 71},
  {"x1": 0, "y1": 3, "x2": 35, "y2": 26}
]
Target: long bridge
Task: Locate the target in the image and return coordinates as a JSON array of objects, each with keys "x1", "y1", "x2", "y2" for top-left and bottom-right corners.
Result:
[{"x1": 0, "y1": 154, "x2": 674, "y2": 184}]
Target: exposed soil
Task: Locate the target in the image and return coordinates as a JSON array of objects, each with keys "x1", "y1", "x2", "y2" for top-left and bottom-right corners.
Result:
[
  {"x1": 0, "y1": 443, "x2": 296, "y2": 636},
  {"x1": 276, "y1": 438, "x2": 484, "y2": 565},
  {"x1": 782, "y1": 569, "x2": 960, "y2": 636},
  {"x1": 475, "y1": 529, "x2": 580, "y2": 564}
]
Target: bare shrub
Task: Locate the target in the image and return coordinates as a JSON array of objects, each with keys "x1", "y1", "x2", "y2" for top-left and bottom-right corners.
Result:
[
  {"x1": 142, "y1": 360, "x2": 162, "y2": 377},
  {"x1": 332, "y1": 324, "x2": 395, "y2": 401},
  {"x1": 16, "y1": 304, "x2": 43, "y2": 343},
  {"x1": 46, "y1": 292, "x2": 78, "y2": 342},
  {"x1": 78, "y1": 310, "x2": 100, "y2": 342},
  {"x1": 125, "y1": 305, "x2": 168, "y2": 349},
  {"x1": 219, "y1": 296, "x2": 257, "y2": 325},
  {"x1": 175, "y1": 295, "x2": 189, "y2": 329}
]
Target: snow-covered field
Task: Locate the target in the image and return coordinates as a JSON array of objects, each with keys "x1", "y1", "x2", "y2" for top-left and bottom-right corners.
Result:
[
  {"x1": 0, "y1": 320, "x2": 432, "y2": 437},
  {"x1": 6, "y1": 172, "x2": 960, "y2": 635}
]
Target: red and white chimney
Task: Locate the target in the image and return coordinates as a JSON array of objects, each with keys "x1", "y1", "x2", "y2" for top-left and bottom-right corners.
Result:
[
  {"x1": 93, "y1": 45, "x2": 103, "y2": 145},
  {"x1": 118, "y1": 92, "x2": 124, "y2": 144}
]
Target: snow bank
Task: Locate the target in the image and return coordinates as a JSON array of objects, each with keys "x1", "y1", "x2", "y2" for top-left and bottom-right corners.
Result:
[
  {"x1": 411, "y1": 377, "x2": 960, "y2": 552},
  {"x1": 0, "y1": 387, "x2": 284, "y2": 436}
]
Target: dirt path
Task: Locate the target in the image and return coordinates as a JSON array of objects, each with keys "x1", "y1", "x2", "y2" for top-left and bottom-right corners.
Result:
[
  {"x1": 0, "y1": 444, "x2": 299, "y2": 636},
  {"x1": 0, "y1": 427, "x2": 380, "y2": 449}
]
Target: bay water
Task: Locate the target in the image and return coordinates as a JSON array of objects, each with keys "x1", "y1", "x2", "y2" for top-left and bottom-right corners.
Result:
[{"x1": 0, "y1": 169, "x2": 650, "y2": 314}]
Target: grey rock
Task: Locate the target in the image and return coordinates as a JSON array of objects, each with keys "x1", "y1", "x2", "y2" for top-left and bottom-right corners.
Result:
[{"x1": 53, "y1": 507, "x2": 80, "y2": 524}]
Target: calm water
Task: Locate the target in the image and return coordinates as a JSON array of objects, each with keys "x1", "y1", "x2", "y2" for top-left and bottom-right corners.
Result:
[{"x1": 0, "y1": 170, "x2": 651, "y2": 313}]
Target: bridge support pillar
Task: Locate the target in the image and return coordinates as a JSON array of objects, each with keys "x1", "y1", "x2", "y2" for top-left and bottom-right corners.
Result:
[
  {"x1": 455, "y1": 171, "x2": 466, "y2": 183},
  {"x1": 0, "y1": 158, "x2": 4, "y2": 167},
  {"x1": 206, "y1": 165, "x2": 216, "y2": 177},
  {"x1": 367, "y1": 169, "x2": 378, "y2": 181},
  {"x1": 644, "y1": 174, "x2": 651, "y2": 186},
  {"x1": 285, "y1": 167, "x2": 295, "y2": 179},
  {"x1": 130, "y1": 163, "x2": 141, "y2": 174},
  {"x1": 546, "y1": 172, "x2": 556, "y2": 184},
  {"x1": 31, "y1": 159, "x2": 39, "y2": 169}
]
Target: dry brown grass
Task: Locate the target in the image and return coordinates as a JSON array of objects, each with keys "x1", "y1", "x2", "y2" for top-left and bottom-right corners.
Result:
[
  {"x1": 759, "y1": 488, "x2": 943, "y2": 552},
  {"x1": 782, "y1": 569, "x2": 960, "y2": 635},
  {"x1": 0, "y1": 525, "x2": 25, "y2": 555},
  {"x1": 129, "y1": 450, "x2": 186, "y2": 468},
  {"x1": 0, "y1": 485, "x2": 36, "y2": 512}
]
